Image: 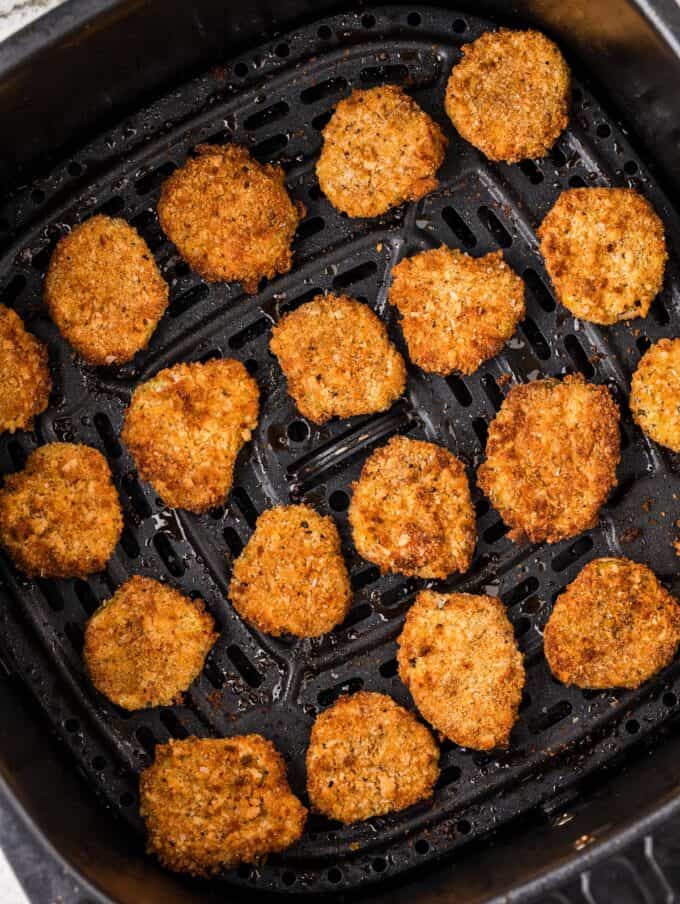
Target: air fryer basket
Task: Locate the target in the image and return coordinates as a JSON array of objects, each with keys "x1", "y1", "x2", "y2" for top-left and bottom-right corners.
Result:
[{"x1": 2, "y1": 2, "x2": 680, "y2": 902}]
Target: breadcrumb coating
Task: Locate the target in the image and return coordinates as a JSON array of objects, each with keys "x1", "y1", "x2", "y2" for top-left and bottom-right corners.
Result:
[
  {"x1": 140, "y1": 735, "x2": 306, "y2": 876},
  {"x1": 157, "y1": 144, "x2": 304, "y2": 291},
  {"x1": 445, "y1": 28, "x2": 570, "y2": 163},
  {"x1": 538, "y1": 188, "x2": 667, "y2": 325},
  {"x1": 270, "y1": 294, "x2": 406, "y2": 423},
  {"x1": 229, "y1": 504, "x2": 351, "y2": 637},
  {"x1": 0, "y1": 443, "x2": 123, "y2": 578},
  {"x1": 630, "y1": 338, "x2": 680, "y2": 453},
  {"x1": 544, "y1": 557, "x2": 680, "y2": 688},
  {"x1": 44, "y1": 215, "x2": 168, "y2": 365},
  {"x1": 0, "y1": 304, "x2": 51, "y2": 433},
  {"x1": 306, "y1": 691, "x2": 439, "y2": 823},
  {"x1": 477, "y1": 375, "x2": 620, "y2": 543},
  {"x1": 122, "y1": 358, "x2": 259, "y2": 513},
  {"x1": 348, "y1": 435, "x2": 476, "y2": 579},
  {"x1": 397, "y1": 591, "x2": 525, "y2": 750},
  {"x1": 84, "y1": 575, "x2": 217, "y2": 710},
  {"x1": 316, "y1": 85, "x2": 447, "y2": 218},
  {"x1": 388, "y1": 247, "x2": 525, "y2": 375}
]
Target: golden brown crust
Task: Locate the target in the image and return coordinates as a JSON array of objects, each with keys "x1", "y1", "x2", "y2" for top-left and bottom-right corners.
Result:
[
  {"x1": 630, "y1": 338, "x2": 680, "y2": 453},
  {"x1": 0, "y1": 443, "x2": 123, "y2": 578},
  {"x1": 157, "y1": 144, "x2": 304, "y2": 291},
  {"x1": 121, "y1": 358, "x2": 259, "y2": 513},
  {"x1": 544, "y1": 557, "x2": 680, "y2": 688},
  {"x1": 305, "y1": 691, "x2": 439, "y2": 823},
  {"x1": 477, "y1": 375, "x2": 620, "y2": 543},
  {"x1": 316, "y1": 85, "x2": 447, "y2": 218},
  {"x1": 397, "y1": 591, "x2": 525, "y2": 750},
  {"x1": 538, "y1": 188, "x2": 667, "y2": 325},
  {"x1": 445, "y1": 28, "x2": 570, "y2": 163},
  {"x1": 270, "y1": 294, "x2": 406, "y2": 423},
  {"x1": 348, "y1": 435, "x2": 475, "y2": 579},
  {"x1": 388, "y1": 247, "x2": 525, "y2": 375},
  {"x1": 140, "y1": 735, "x2": 306, "y2": 876},
  {"x1": 0, "y1": 304, "x2": 51, "y2": 433},
  {"x1": 84, "y1": 575, "x2": 217, "y2": 710},
  {"x1": 229, "y1": 504, "x2": 351, "y2": 637},
  {"x1": 44, "y1": 215, "x2": 168, "y2": 365}
]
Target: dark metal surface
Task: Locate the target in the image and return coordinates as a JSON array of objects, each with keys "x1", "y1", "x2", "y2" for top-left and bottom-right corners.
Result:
[{"x1": 1, "y1": 4, "x2": 680, "y2": 899}]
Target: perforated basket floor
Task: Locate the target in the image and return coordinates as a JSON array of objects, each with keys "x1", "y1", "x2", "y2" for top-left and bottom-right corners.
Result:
[{"x1": 1, "y1": 5, "x2": 680, "y2": 897}]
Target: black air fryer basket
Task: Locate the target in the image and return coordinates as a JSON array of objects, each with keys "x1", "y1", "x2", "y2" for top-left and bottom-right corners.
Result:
[{"x1": 2, "y1": 1, "x2": 680, "y2": 902}]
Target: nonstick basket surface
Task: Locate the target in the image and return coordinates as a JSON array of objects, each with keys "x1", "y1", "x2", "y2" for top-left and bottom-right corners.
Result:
[{"x1": 1, "y1": 5, "x2": 680, "y2": 897}]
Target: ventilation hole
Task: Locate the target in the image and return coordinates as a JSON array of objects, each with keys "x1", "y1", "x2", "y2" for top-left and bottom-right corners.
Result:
[
  {"x1": 442, "y1": 206, "x2": 476, "y2": 248},
  {"x1": 524, "y1": 596, "x2": 542, "y2": 614},
  {"x1": 297, "y1": 216, "x2": 325, "y2": 240},
  {"x1": 227, "y1": 645, "x2": 263, "y2": 687},
  {"x1": 551, "y1": 147, "x2": 567, "y2": 167},
  {"x1": 135, "y1": 726, "x2": 157, "y2": 755},
  {"x1": 284, "y1": 420, "x2": 309, "y2": 443},
  {"x1": 596, "y1": 123, "x2": 611, "y2": 138},
  {"x1": 342, "y1": 603, "x2": 372, "y2": 629},
  {"x1": 519, "y1": 691, "x2": 532, "y2": 711},
  {"x1": 564, "y1": 334, "x2": 595, "y2": 377},
  {"x1": 636, "y1": 335, "x2": 651, "y2": 355},
  {"x1": 1, "y1": 274, "x2": 27, "y2": 304},
  {"x1": 317, "y1": 677, "x2": 364, "y2": 707},
  {"x1": 95, "y1": 195, "x2": 125, "y2": 217},
  {"x1": 38, "y1": 580, "x2": 64, "y2": 612},
  {"x1": 379, "y1": 658, "x2": 398, "y2": 678},
  {"x1": 94, "y1": 412, "x2": 122, "y2": 458},
  {"x1": 92, "y1": 755, "x2": 106, "y2": 771},
  {"x1": 237, "y1": 864, "x2": 252, "y2": 880},
  {"x1": 408, "y1": 12, "x2": 422, "y2": 25},
  {"x1": 626, "y1": 719, "x2": 640, "y2": 734},
  {"x1": 120, "y1": 527, "x2": 140, "y2": 559},
  {"x1": 65, "y1": 622, "x2": 84, "y2": 652},
  {"x1": 328, "y1": 868, "x2": 342, "y2": 884},
  {"x1": 198, "y1": 348, "x2": 222, "y2": 364},
  {"x1": 312, "y1": 110, "x2": 333, "y2": 131},
  {"x1": 503, "y1": 576, "x2": 540, "y2": 606},
  {"x1": 231, "y1": 487, "x2": 259, "y2": 528},
  {"x1": 244, "y1": 100, "x2": 290, "y2": 131},
  {"x1": 282, "y1": 871, "x2": 296, "y2": 886},
  {"x1": 68, "y1": 161, "x2": 83, "y2": 177},
  {"x1": 436, "y1": 764, "x2": 462, "y2": 789},
  {"x1": 153, "y1": 533, "x2": 185, "y2": 577},
  {"x1": 457, "y1": 819, "x2": 472, "y2": 834},
  {"x1": 31, "y1": 245, "x2": 53, "y2": 272},
  {"x1": 229, "y1": 318, "x2": 268, "y2": 350},
  {"x1": 523, "y1": 268, "x2": 555, "y2": 312},
  {"x1": 522, "y1": 318, "x2": 550, "y2": 360},
  {"x1": 160, "y1": 709, "x2": 189, "y2": 739},
  {"x1": 242, "y1": 358, "x2": 258, "y2": 376},
  {"x1": 361, "y1": 13, "x2": 376, "y2": 27},
  {"x1": 123, "y1": 472, "x2": 152, "y2": 520},
  {"x1": 275, "y1": 42, "x2": 290, "y2": 58},
  {"x1": 453, "y1": 18, "x2": 467, "y2": 33},
  {"x1": 529, "y1": 700, "x2": 573, "y2": 734},
  {"x1": 317, "y1": 25, "x2": 332, "y2": 40},
  {"x1": 352, "y1": 566, "x2": 380, "y2": 591},
  {"x1": 519, "y1": 160, "x2": 544, "y2": 184},
  {"x1": 551, "y1": 536, "x2": 593, "y2": 572},
  {"x1": 134, "y1": 161, "x2": 176, "y2": 195},
  {"x1": 252, "y1": 133, "x2": 288, "y2": 161},
  {"x1": 7, "y1": 439, "x2": 27, "y2": 469},
  {"x1": 447, "y1": 374, "x2": 473, "y2": 406},
  {"x1": 119, "y1": 791, "x2": 134, "y2": 807},
  {"x1": 204, "y1": 659, "x2": 226, "y2": 689},
  {"x1": 568, "y1": 175, "x2": 586, "y2": 188},
  {"x1": 513, "y1": 616, "x2": 531, "y2": 638},
  {"x1": 664, "y1": 692, "x2": 677, "y2": 707},
  {"x1": 170, "y1": 283, "x2": 209, "y2": 317},
  {"x1": 74, "y1": 580, "x2": 99, "y2": 616},
  {"x1": 481, "y1": 374, "x2": 504, "y2": 411},
  {"x1": 483, "y1": 520, "x2": 509, "y2": 544},
  {"x1": 475, "y1": 498, "x2": 490, "y2": 518},
  {"x1": 223, "y1": 526, "x2": 244, "y2": 558},
  {"x1": 301, "y1": 77, "x2": 348, "y2": 104},
  {"x1": 332, "y1": 260, "x2": 377, "y2": 290},
  {"x1": 473, "y1": 417, "x2": 488, "y2": 446},
  {"x1": 329, "y1": 490, "x2": 349, "y2": 512},
  {"x1": 624, "y1": 160, "x2": 639, "y2": 175},
  {"x1": 650, "y1": 296, "x2": 670, "y2": 326},
  {"x1": 478, "y1": 206, "x2": 512, "y2": 248},
  {"x1": 415, "y1": 839, "x2": 429, "y2": 854},
  {"x1": 65, "y1": 718, "x2": 80, "y2": 733},
  {"x1": 360, "y1": 65, "x2": 409, "y2": 85},
  {"x1": 372, "y1": 858, "x2": 387, "y2": 872}
]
